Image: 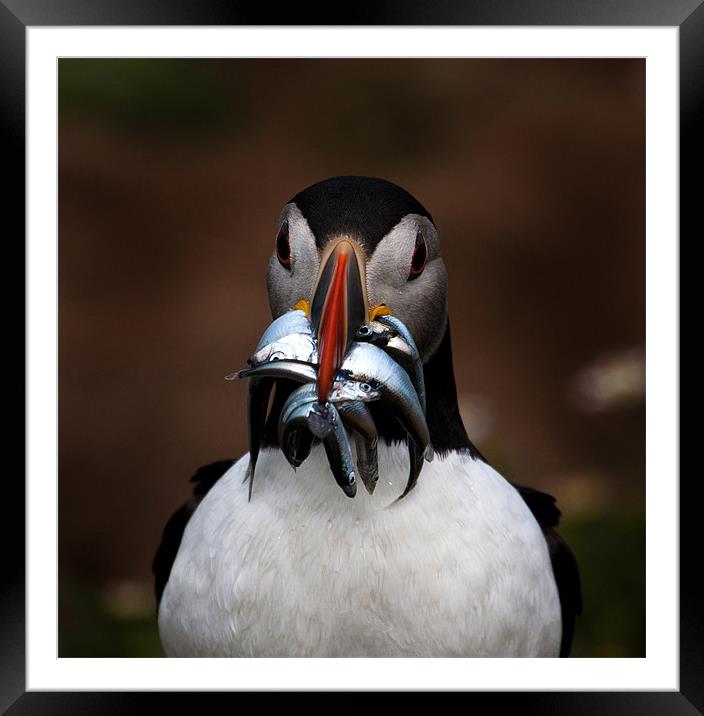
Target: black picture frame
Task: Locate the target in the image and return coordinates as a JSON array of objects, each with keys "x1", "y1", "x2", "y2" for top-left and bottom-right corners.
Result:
[{"x1": 2, "y1": 0, "x2": 692, "y2": 710}]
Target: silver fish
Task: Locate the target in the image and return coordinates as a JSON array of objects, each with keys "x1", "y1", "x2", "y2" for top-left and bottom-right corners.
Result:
[
  {"x1": 337, "y1": 400, "x2": 379, "y2": 494},
  {"x1": 376, "y1": 314, "x2": 426, "y2": 413},
  {"x1": 234, "y1": 312, "x2": 429, "y2": 500},
  {"x1": 328, "y1": 379, "x2": 382, "y2": 402},
  {"x1": 340, "y1": 342, "x2": 431, "y2": 501},
  {"x1": 278, "y1": 383, "x2": 318, "y2": 468},
  {"x1": 249, "y1": 310, "x2": 317, "y2": 366},
  {"x1": 253, "y1": 309, "x2": 312, "y2": 350},
  {"x1": 233, "y1": 361, "x2": 375, "y2": 494},
  {"x1": 370, "y1": 317, "x2": 435, "y2": 500},
  {"x1": 244, "y1": 377, "x2": 275, "y2": 501},
  {"x1": 320, "y1": 401, "x2": 357, "y2": 498},
  {"x1": 250, "y1": 332, "x2": 317, "y2": 367},
  {"x1": 277, "y1": 387, "x2": 357, "y2": 497},
  {"x1": 280, "y1": 381, "x2": 319, "y2": 416},
  {"x1": 235, "y1": 359, "x2": 318, "y2": 385},
  {"x1": 356, "y1": 316, "x2": 426, "y2": 412},
  {"x1": 339, "y1": 342, "x2": 430, "y2": 458},
  {"x1": 228, "y1": 360, "x2": 317, "y2": 493},
  {"x1": 235, "y1": 361, "x2": 385, "y2": 406}
]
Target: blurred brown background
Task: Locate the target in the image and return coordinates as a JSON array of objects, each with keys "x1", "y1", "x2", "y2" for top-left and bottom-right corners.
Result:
[{"x1": 58, "y1": 59, "x2": 645, "y2": 657}]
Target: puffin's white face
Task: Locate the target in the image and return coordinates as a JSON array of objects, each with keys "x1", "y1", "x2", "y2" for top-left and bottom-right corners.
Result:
[
  {"x1": 266, "y1": 203, "x2": 448, "y2": 364},
  {"x1": 364, "y1": 213, "x2": 448, "y2": 362}
]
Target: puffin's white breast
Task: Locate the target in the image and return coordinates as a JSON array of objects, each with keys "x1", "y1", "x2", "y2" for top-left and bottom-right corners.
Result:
[{"x1": 158, "y1": 444, "x2": 561, "y2": 657}]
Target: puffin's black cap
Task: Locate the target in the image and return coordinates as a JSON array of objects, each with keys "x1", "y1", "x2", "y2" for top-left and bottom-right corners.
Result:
[{"x1": 289, "y1": 176, "x2": 434, "y2": 254}]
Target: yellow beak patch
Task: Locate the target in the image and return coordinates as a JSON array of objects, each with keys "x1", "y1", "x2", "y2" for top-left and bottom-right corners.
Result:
[
  {"x1": 291, "y1": 299, "x2": 311, "y2": 318},
  {"x1": 369, "y1": 304, "x2": 391, "y2": 321}
]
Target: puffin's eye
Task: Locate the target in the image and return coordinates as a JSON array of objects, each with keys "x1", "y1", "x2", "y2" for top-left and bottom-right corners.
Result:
[
  {"x1": 276, "y1": 221, "x2": 291, "y2": 270},
  {"x1": 408, "y1": 231, "x2": 427, "y2": 280}
]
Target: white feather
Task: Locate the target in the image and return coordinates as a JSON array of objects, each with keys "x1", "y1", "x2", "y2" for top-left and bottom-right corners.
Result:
[{"x1": 158, "y1": 444, "x2": 562, "y2": 657}]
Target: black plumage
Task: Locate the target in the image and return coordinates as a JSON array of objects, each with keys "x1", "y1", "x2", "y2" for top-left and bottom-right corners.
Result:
[
  {"x1": 152, "y1": 460, "x2": 235, "y2": 606},
  {"x1": 290, "y1": 176, "x2": 432, "y2": 254},
  {"x1": 514, "y1": 485, "x2": 583, "y2": 656}
]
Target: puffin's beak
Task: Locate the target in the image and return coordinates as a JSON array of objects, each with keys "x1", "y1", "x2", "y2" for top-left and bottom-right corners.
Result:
[{"x1": 310, "y1": 239, "x2": 367, "y2": 403}]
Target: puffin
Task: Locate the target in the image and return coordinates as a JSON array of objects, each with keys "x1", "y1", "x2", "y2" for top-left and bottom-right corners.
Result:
[{"x1": 153, "y1": 176, "x2": 581, "y2": 657}]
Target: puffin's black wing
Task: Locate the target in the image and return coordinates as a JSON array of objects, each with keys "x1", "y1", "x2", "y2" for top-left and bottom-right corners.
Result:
[
  {"x1": 153, "y1": 459, "x2": 236, "y2": 607},
  {"x1": 514, "y1": 484, "x2": 583, "y2": 657}
]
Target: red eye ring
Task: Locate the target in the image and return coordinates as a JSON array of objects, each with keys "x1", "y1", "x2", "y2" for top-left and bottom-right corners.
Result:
[
  {"x1": 408, "y1": 231, "x2": 427, "y2": 280},
  {"x1": 276, "y1": 221, "x2": 291, "y2": 270}
]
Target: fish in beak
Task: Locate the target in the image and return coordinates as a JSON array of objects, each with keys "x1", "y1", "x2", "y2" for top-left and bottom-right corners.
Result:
[{"x1": 230, "y1": 235, "x2": 433, "y2": 501}]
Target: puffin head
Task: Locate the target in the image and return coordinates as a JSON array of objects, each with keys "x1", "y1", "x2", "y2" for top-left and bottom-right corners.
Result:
[
  {"x1": 264, "y1": 176, "x2": 479, "y2": 458},
  {"x1": 267, "y1": 176, "x2": 448, "y2": 393}
]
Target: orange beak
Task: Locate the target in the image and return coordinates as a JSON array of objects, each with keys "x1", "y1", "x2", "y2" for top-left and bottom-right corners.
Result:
[{"x1": 310, "y1": 239, "x2": 367, "y2": 403}]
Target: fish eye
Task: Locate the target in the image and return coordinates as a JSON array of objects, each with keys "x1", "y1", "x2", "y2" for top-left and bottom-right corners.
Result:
[
  {"x1": 276, "y1": 221, "x2": 291, "y2": 270},
  {"x1": 408, "y1": 231, "x2": 427, "y2": 280}
]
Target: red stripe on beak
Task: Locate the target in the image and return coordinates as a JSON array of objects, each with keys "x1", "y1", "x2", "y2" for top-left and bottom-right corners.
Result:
[{"x1": 316, "y1": 243, "x2": 352, "y2": 402}]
